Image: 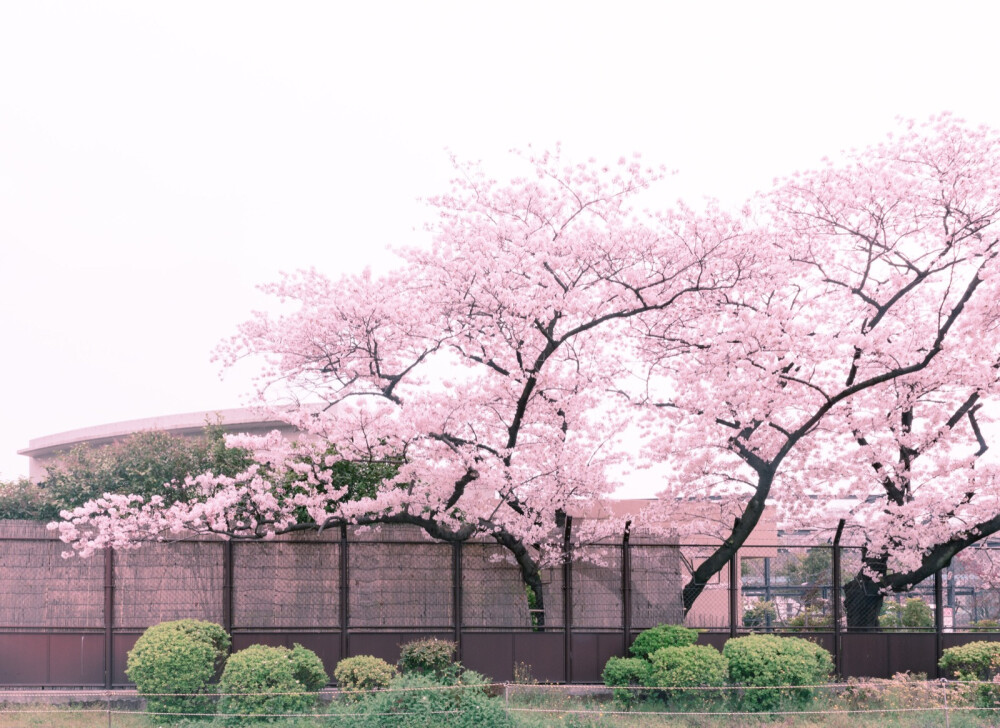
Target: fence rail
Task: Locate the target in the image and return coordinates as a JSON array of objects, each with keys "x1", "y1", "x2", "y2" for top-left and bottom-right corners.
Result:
[{"x1": 1, "y1": 519, "x2": 999, "y2": 687}]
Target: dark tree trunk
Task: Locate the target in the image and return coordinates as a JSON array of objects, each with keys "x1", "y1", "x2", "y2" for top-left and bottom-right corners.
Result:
[
  {"x1": 843, "y1": 572, "x2": 885, "y2": 629},
  {"x1": 844, "y1": 552, "x2": 889, "y2": 629}
]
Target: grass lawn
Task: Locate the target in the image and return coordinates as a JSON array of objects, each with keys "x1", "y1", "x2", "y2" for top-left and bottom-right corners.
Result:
[{"x1": 4, "y1": 683, "x2": 1000, "y2": 728}]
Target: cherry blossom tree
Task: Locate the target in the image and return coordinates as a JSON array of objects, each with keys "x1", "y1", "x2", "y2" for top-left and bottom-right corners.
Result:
[
  {"x1": 54, "y1": 149, "x2": 754, "y2": 625},
  {"x1": 634, "y1": 115, "x2": 1000, "y2": 624},
  {"x1": 55, "y1": 118, "x2": 1000, "y2": 628}
]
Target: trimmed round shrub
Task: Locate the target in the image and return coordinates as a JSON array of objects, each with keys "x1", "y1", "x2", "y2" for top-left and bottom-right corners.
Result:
[
  {"x1": 628, "y1": 624, "x2": 698, "y2": 660},
  {"x1": 218, "y1": 643, "x2": 328, "y2": 721},
  {"x1": 939, "y1": 641, "x2": 1000, "y2": 681},
  {"x1": 398, "y1": 637, "x2": 458, "y2": 678},
  {"x1": 344, "y1": 673, "x2": 513, "y2": 728},
  {"x1": 644, "y1": 644, "x2": 728, "y2": 708},
  {"x1": 724, "y1": 634, "x2": 833, "y2": 711},
  {"x1": 334, "y1": 655, "x2": 397, "y2": 699},
  {"x1": 940, "y1": 641, "x2": 1000, "y2": 707},
  {"x1": 601, "y1": 657, "x2": 651, "y2": 706},
  {"x1": 125, "y1": 619, "x2": 230, "y2": 718}
]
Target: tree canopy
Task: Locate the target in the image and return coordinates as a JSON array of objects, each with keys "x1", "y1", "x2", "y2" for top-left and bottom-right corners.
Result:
[
  {"x1": 53, "y1": 116, "x2": 1000, "y2": 626},
  {"x1": 1, "y1": 426, "x2": 252, "y2": 522}
]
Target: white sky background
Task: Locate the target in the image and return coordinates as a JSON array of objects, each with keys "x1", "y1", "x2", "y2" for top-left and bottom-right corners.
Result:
[{"x1": 2, "y1": 1, "x2": 999, "y2": 482}]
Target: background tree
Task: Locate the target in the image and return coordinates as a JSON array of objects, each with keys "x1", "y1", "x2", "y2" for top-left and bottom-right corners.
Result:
[{"x1": 0, "y1": 426, "x2": 252, "y2": 522}]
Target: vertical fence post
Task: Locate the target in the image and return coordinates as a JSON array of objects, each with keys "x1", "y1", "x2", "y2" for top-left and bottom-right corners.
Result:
[
  {"x1": 453, "y1": 541, "x2": 463, "y2": 662},
  {"x1": 729, "y1": 551, "x2": 738, "y2": 639},
  {"x1": 103, "y1": 546, "x2": 114, "y2": 690},
  {"x1": 340, "y1": 524, "x2": 349, "y2": 661},
  {"x1": 935, "y1": 568, "x2": 944, "y2": 678},
  {"x1": 622, "y1": 521, "x2": 632, "y2": 656},
  {"x1": 832, "y1": 519, "x2": 845, "y2": 678},
  {"x1": 729, "y1": 518, "x2": 740, "y2": 639},
  {"x1": 563, "y1": 516, "x2": 573, "y2": 684},
  {"x1": 222, "y1": 540, "x2": 233, "y2": 643}
]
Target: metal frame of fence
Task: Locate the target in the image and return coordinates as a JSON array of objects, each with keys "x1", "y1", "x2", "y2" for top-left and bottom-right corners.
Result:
[{"x1": 2, "y1": 517, "x2": 999, "y2": 688}]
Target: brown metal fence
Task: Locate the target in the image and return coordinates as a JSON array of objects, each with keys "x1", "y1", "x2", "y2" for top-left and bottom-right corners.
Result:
[{"x1": 1, "y1": 519, "x2": 998, "y2": 687}]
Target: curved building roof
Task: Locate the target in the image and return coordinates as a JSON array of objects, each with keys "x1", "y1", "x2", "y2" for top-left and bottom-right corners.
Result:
[{"x1": 19, "y1": 408, "x2": 296, "y2": 479}]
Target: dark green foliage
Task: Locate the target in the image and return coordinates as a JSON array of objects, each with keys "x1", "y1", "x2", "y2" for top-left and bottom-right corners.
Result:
[
  {"x1": 4, "y1": 425, "x2": 253, "y2": 522},
  {"x1": 125, "y1": 619, "x2": 230, "y2": 718},
  {"x1": 600, "y1": 657, "x2": 651, "y2": 706},
  {"x1": 397, "y1": 637, "x2": 458, "y2": 679},
  {"x1": 628, "y1": 624, "x2": 698, "y2": 660},
  {"x1": 787, "y1": 605, "x2": 833, "y2": 628},
  {"x1": 344, "y1": 673, "x2": 513, "y2": 728},
  {"x1": 723, "y1": 634, "x2": 833, "y2": 712},
  {"x1": 742, "y1": 600, "x2": 777, "y2": 629},
  {"x1": 970, "y1": 619, "x2": 1000, "y2": 631},
  {"x1": 218, "y1": 643, "x2": 328, "y2": 722},
  {"x1": 333, "y1": 655, "x2": 397, "y2": 699},
  {"x1": 880, "y1": 597, "x2": 934, "y2": 628},
  {"x1": 0, "y1": 478, "x2": 52, "y2": 521},
  {"x1": 283, "y1": 443, "x2": 401, "y2": 524}
]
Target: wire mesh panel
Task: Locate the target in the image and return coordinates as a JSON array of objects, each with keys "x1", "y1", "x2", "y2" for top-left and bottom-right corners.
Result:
[
  {"x1": 461, "y1": 543, "x2": 564, "y2": 630},
  {"x1": 950, "y1": 549, "x2": 1000, "y2": 630},
  {"x1": 114, "y1": 542, "x2": 223, "y2": 628},
  {"x1": 0, "y1": 539, "x2": 104, "y2": 628},
  {"x1": 838, "y1": 546, "x2": 936, "y2": 631},
  {"x1": 877, "y1": 581, "x2": 936, "y2": 631},
  {"x1": 629, "y1": 545, "x2": 684, "y2": 629},
  {"x1": 572, "y1": 546, "x2": 623, "y2": 629},
  {"x1": 233, "y1": 541, "x2": 339, "y2": 629},
  {"x1": 349, "y1": 542, "x2": 451, "y2": 628},
  {"x1": 742, "y1": 547, "x2": 835, "y2": 631}
]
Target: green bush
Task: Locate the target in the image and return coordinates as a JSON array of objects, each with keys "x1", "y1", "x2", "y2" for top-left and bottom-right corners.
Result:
[
  {"x1": 334, "y1": 655, "x2": 397, "y2": 699},
  {"x1": 345, "y1": 673, "x2": 513, "y2": 728},
  {"x1": 971, "y1": 619, "x2": 1000, "y2": 631},
  {"x1": 628, "y1": 624, "x2": 698, "y2": 660},
  {"x1": 125, "y1": 619, "x2": 230, "y2": 718},
  {"x1": 644, "y1": 645, "x2": 727, "y2": 709},
  {"x1": 723, "y1": 634, "x2": 833, "y2": 712},
  {"x1": 787, "y1": 605, "x2": 832, "y2": 628},
  {"x1": 940, "y1": 641, "x2": 1000, "y2": 708},
  {"x1": 398, "y1": 637, "x2": 458, "y2": 679},
  {"x1": 939, "y1": 640, "x2": 1000, "y2": 681},
  {"x1": 601, "y1": 657, "x2": 651, "y2": 706},
  {"x1": 880, "y1": 597, "x2": 934, "y2": 628},
  {"x1": 218, "y1": 643, "x2": 328, "y2": 721},
  {"x1": 743, "y1": 601, "x2": 777, "y2": 629}
]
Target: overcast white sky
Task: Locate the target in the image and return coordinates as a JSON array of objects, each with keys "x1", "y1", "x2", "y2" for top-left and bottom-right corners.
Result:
[{"x1": 2, "y1": 1, "x2": 999, "y2": 480}]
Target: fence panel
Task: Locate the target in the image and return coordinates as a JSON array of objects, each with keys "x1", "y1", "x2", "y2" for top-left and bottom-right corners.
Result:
[
  {"x1": 7, "y1": 519, "x2": 1000, "y2": 686},
  {"x1": 114, "y1": 541, "x2": 223, "y2": 628},
  {"x1": 233, "y1": 541, "x2": 339, "y2": 629},
  {"x1": 461, "y1": 543, "x2": 564, "y2": 630},
  {"x1": 572, "y1": 545, "x2": 622, "y2": 630},
  {"x1": 742, "y1": 546, "x2": 834, "y2": 631},
  {"x1": 349, "y1": 541, "x2": 451, "y2": 629},
  {"x1": 0, "y1": 539, "x2": 104, "y2": 629},
  {"x1": 628, "y1": 544, "x2": 684, "y2": 629}
]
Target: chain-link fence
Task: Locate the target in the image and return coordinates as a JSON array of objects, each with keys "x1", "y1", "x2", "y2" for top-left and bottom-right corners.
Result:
[{"x1": 5, "y1": 519, "x2": 1000, "y2": 686}]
